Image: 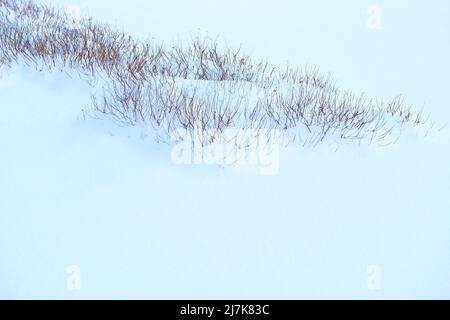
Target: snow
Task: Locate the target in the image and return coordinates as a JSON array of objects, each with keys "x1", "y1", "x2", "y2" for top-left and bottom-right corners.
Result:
[{"x1": 1, "y1": 0, "x2": 450, "y2": 299}]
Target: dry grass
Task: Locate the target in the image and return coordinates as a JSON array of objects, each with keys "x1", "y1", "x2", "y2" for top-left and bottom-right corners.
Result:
[{"x1": 0, "y1": 0, "x2": 427, "y2": 147}]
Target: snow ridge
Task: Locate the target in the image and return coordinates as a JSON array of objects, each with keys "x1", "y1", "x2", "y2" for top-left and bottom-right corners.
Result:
[{"x1": 0, "y1": 0, "x2": 428, "y2": 148}]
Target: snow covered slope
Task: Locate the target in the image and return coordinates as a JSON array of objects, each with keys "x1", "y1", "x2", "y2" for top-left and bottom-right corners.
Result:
[{"x1": 1, "y1": 0, "x2": 450, "y2": 299}]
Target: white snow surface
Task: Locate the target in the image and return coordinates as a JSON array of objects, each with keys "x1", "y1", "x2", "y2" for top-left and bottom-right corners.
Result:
[{"x1": 1, "y1": 0, "x2": 450, "y2": 299}]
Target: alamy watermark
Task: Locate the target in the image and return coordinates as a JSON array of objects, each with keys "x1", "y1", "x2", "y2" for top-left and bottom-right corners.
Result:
[
  {"x1": 366, "y1": 264, "x2": 382, "y2": 290},
  {"x1": 366, "y1": 4, "x2": 382, "y2": 30},
  {"x1": 65, "y1": 5, "x2": 82, "y2": 30},
  {"x1": 171, "y1": 126, "x2": 281, "y2": 175},
  {"x1": 66, "y1": 265, "x2": 81, "y2": 290}
]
